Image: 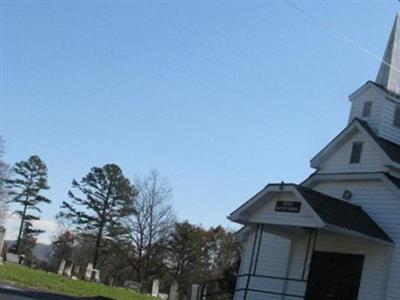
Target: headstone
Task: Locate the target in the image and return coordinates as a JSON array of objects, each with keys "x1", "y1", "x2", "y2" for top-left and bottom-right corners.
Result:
[
  {"x1": 159, "y1": 293, "x2": 168, "y2": 300},
  {"x1": 58, "y1": 259, "x2": 66, "y2": 275},
  {"x1": 85, "y1": 264, "x2": 100, "y2": 283},
  {"x1": 73, "y1": 264, "x2": 80, "y2": 276},
  {"x1": 200, "y1": 286, "x2": 207, "y2": 300},
  {"x1": 85, "y1": 263, "x2": 93, "y2": 281},
  {"x1": 6, "y1": 253, "x2": 19, "y2": 264},
  {"x1": 152, "y1": 279, "x2": 160, "y2": 297},
  {"x1": 168, "y1": 281, "x2": 179, "y2": 300},
  {"x1": 123, "y1": 280, "x2": 142, "y2": 292},
  {"x1": 92, "y1": 269, "x2": 100, "y2": 282},
  {"x1": 0, "y1": 227, "x2": 5, "y2": 265},
  {"x1": 191, "y1": 284, "x2": 200, "y2": 300},
  {"x1": 64, "y1": 262, "x2": 73, "y2": 277},
  {"x1": 107, "y1": 275, "x2": 114, "y2": 287}
]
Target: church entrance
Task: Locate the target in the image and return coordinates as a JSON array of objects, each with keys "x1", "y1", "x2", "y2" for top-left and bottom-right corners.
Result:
[{"x1": 305, "y1": 251, "x2": 364, "y2": 300}]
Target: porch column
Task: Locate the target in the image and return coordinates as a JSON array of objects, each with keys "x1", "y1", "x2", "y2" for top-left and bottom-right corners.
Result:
[{"x1": 243, "y1": 223, "x2": 264, "y2": 300}]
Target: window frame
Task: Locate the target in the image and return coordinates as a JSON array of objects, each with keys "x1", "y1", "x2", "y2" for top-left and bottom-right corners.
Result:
[
  {"x1": 393, "y1": 106, "x2": 400, "y2": 128},
  {"x1": 349, "y1": 141, "x2": 363, "y2": 164},
  {"x1": 362, "y1": 101, "x2": 372, "y2": 118}
]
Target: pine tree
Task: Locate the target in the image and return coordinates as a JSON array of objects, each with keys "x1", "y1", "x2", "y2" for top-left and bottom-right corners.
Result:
[
  {"x1": 5, "y1": 155, "x2": 51, "y2": 254},
  {"x1": 19, "y1": 222, "x2": 42, "y2": 263},
  {"x1": 58, "y1": 164, "x2": 136, "y2": 268}
]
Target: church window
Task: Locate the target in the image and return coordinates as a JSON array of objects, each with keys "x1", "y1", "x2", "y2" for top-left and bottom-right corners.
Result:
[
  {"x1": 394, "y1": 106, "x2": 400, "y2": 128},
  {"x1": 362, "y1": 102, "x2": 372, "y2": 117},
  {"x1": 350, "y1": 142, "x2": 362, "y2": 164}
]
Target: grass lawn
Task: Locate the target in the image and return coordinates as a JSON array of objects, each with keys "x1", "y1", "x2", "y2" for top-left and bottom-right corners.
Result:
[{"x1": 0, "y1": 262, "x2": 154, "y2": 300}]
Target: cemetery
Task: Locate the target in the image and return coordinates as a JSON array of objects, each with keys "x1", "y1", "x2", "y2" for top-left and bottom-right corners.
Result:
[{"x1": 0, "y1": 226, "x2": 217, "y2": 300}]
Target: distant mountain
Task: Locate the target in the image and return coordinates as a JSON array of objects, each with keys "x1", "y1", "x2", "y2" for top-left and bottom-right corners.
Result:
[
  {"x1": 34, "y1": 243, "x2": 54, "y2": 262},
  {"x1": 5, "y1": 240, "x2": 54, "y2": 262}
]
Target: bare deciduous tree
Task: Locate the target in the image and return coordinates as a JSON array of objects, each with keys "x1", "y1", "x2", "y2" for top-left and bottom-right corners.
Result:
[{"x1": 122, "y1": 170, "x2": 175, "y2": 289}]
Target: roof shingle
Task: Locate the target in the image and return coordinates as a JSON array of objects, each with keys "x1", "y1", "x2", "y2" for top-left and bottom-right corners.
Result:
[{"x1": 295, "y1": 185, "x2": 393, "y2": 243}]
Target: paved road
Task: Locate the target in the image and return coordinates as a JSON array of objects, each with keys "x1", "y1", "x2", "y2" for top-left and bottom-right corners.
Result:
[{"x1": 0, "y1": 285, "x2": 113, "y2": 300}]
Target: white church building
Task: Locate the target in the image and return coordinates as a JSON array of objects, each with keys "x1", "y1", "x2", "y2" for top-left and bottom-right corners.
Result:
[{"x1": 229, "y1": 13, "x2": 400, "y2": 300}]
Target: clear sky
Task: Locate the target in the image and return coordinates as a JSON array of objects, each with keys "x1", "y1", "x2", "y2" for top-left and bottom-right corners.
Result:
[{"x1": 1, "y1": 0, "x2": 399, "y2": 244}]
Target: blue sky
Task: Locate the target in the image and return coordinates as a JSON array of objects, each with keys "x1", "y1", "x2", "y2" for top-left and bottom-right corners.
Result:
[{"x1": 1, "y1": 0, "x2": 398, "y2": 243}]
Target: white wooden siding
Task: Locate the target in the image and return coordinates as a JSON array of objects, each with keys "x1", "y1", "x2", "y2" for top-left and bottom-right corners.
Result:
[
  {"x1": 318, "y1": 131, "x2": 386, "y2": 174},
  {"x1": 379, "y1": 100, "x2": 400, "y2": 145},
  {"x1": 284, "y1": 232, "x2": 391, "y2": 300},
  {"x1": 313, "y1": 179, "x2": 400, "y2": 300},
  {"x1": 311, "y1": 233, "x2": 391, "y2": 300},
  {"x1": 348, "y1": 84, "x2": 400, "y2": 146},
  {"x1": 235, "y1": 229, "x2": 392, "y2": 300},
  {"x1": 349, "y1": 86, "x2": 384, "y2": 132},
  {"x1": 234, "y1": 178, "x2": 400, "y2": 300},
  {"x1": 234, "y1": 231, "x2": 291, "y2": 300},
  {"x1": 250, "y1": 192, "x2": 319, "y2": 228},
  {"x1": 347, "y1": 84, "x2": 400, "y2": 146},
  {"x1": 313, "y1": 180, "x2": 400, "y2": 241}
]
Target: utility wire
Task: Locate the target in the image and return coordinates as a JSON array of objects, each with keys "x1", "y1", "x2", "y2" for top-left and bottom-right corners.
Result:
[
  {"x1": 283, "y1": 0, "x2": 400, "y2": 73},
  {"x1": 1, "y1": 0, "x2": 396, "y2": 3}
]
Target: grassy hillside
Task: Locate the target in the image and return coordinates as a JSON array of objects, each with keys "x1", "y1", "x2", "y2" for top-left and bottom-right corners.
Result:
[{"x1": 0, "y1": 262, "x2": 154, "y2": 300}]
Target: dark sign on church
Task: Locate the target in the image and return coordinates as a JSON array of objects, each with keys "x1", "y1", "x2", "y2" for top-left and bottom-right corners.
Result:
[{"x1": 275, "y1": 201, "x2": 301, "y2": 213}]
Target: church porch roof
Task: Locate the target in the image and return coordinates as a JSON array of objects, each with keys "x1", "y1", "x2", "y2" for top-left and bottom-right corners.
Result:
[{"x1": 229, "y1": 183, "x2": 393, "y2": 244}]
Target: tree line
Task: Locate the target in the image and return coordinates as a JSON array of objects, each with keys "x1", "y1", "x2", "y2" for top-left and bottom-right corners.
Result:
[{"x1": 0, "y1": 136, "x2": 241, "y2": 298}]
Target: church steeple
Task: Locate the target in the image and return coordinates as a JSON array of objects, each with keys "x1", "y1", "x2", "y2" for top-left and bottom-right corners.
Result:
[
  {"x1": 376, "y1": 12, "x2": 400, "y2": 94},
  {"x1": 348, "y1": 13, "x2": 400, "y2": 146}
]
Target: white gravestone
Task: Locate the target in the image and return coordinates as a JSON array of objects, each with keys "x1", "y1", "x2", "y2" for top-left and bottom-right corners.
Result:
[
  {"x1": 200, "y1": 286, "x2": 207, "y2": 300},
  {"x1": 169, "y1": 281, "x2": 179, "y2": 300},
  {"x1": 0, "y1": 227, "x2": 5, "y2": 265},
  {"x1": 73, "y1": 264, "x2": 80, "y2": 277},
  {"x1": 123, "y1": 280, "x2": 142, "y2": 292},
  {"x1": 85, "y1": 263, "x2": 93, "y2": 281},
  {"x1": 58, "y1": 259, "x2": 66, "y2": 275},
  {"x1": 64, "y1": 262, "x2": 73, "y2": 277},
  {"x1": 85, "y1": 263, "x2": 100, "y2": 282},
  {"x1": 191, "y1": 284, "x2": 200, "y2": 300},
  {"x1": 159, "y1": 293, "x2": 168, "y2": 299},
  {"x1": 93, "y1": 269, "x2": 100, "y2": 282},
  {"x1": 6, "y1": 253, "x2": 20, "y2": 264},
  {"x1": 152, "y1": 279, "x2": 160, "y2": 297}
]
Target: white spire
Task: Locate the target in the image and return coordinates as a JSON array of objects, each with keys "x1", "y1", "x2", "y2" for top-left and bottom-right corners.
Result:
[{"x1": 376, "y1": 12, "x2": 400, "y2": 94}]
